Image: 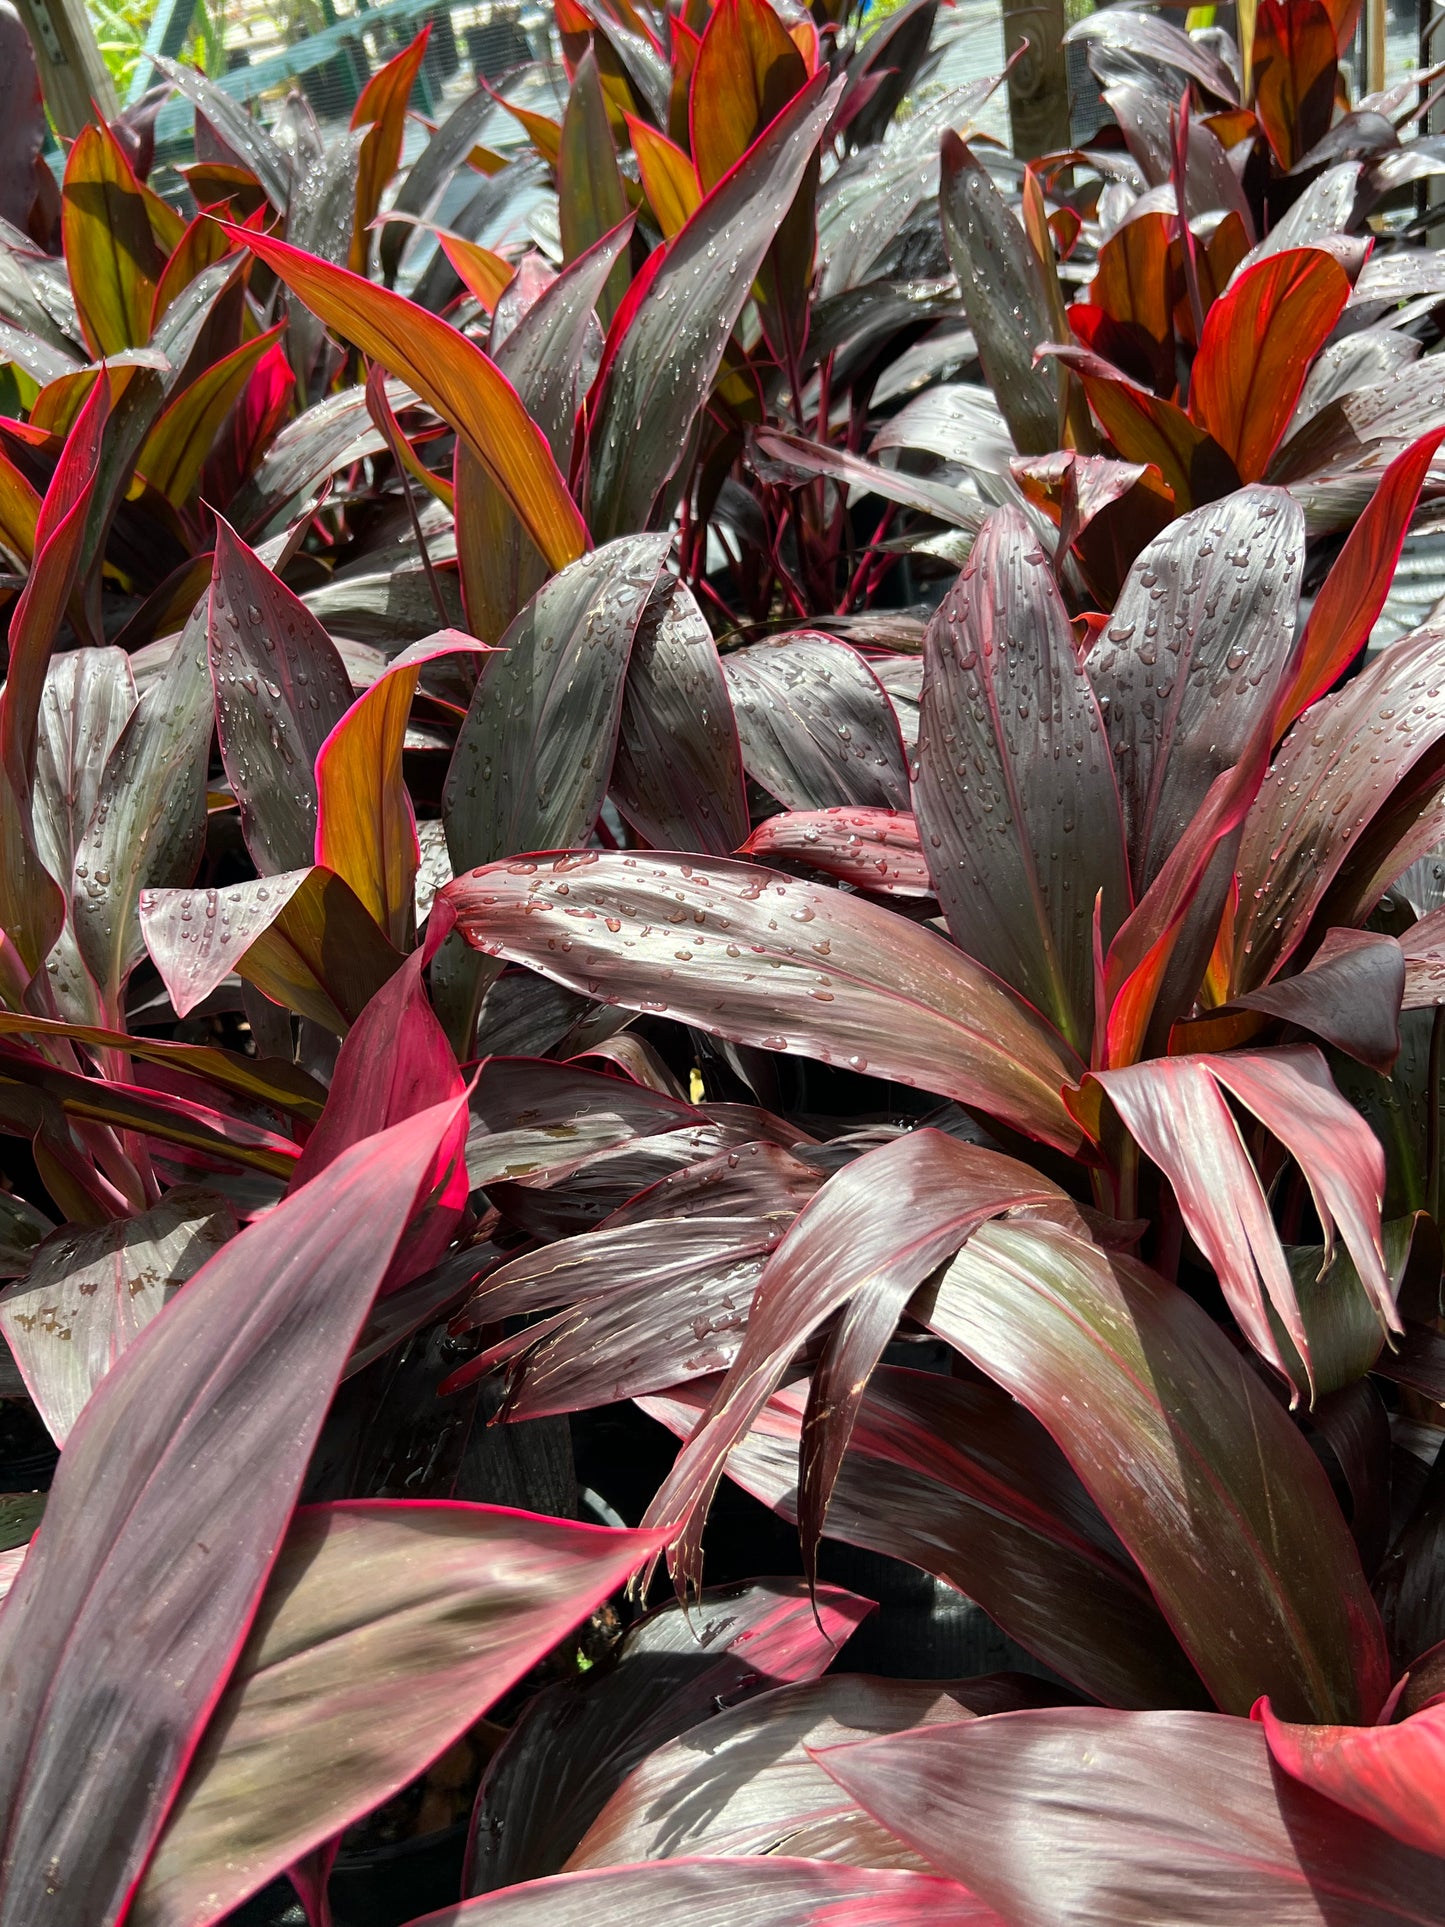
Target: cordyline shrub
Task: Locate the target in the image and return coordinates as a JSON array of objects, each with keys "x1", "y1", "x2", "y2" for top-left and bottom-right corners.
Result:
[{"x1": 0, "y1": 0, "x2": 1444, "y2": 1918}]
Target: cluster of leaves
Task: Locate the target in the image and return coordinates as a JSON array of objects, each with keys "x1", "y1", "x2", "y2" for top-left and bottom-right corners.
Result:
[{"x1": 1, "y1": 0, "x2": 1445, "y2": 1920}]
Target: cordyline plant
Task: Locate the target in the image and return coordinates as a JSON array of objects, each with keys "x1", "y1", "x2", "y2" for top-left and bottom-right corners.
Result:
[{"x1": 0, "y1": 0, "x2": 1443, "y2": 1918}]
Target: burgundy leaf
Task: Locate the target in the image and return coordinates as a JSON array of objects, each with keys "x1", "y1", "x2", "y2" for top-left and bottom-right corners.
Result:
[
  {"x1": 643, "y1": 1363, "x2": 1206, "y2": 1709},
  {"x1": 1259, "y1": 1699, "x2": 1445, "y2": 1860},
  {"x1": 611, "y1": 577, "x2": 749, "y2": 857},
  {"x1": 0, "y1": 1099, "x2": 463, "y2": 1926},
  {"x1": 466, "y1": 1581, "x2": 874, "y2": 1893},
  {"x1": 1088, "y1": 489, "x2": 1304, "y2": 895},
  {"x1": 640, "y1": 1130, "x2": 1069, "y2": 1591},
  {"x1": 1090, "y1": 1047, "x2": 1395, "y2": 1393},
  {"x1": 209, "y1": 516, "x2": 354, "y2": 875},
  {"x1": 442, "y1": 853, "x2": 1086, "y2": 1152},
  {"x1": 722, "y1": 633, "x2": 910, "y2": 813},
  {"x1": 815, "y1": 1708, "x2": 1445, "y2": 1927},
  {"x1": 1231, "y1": 926, "x2": 1404, "y2": 1072},
  {"x1": 129, "y1": 1501, "x2": 662, "y2": 1927},
  {"x1": 0, "y1": 1187, "x2": 234, "y2": 1445},
  {"x1": 918, "y1": 1217, "x2": 1390, "y2": 1720},
  {"x1": 741, "y1": 808, "x2": 933, "y2": 895},
  {"x1": 913, "y1": 504, "x2": 1129, "y2": 1055}
]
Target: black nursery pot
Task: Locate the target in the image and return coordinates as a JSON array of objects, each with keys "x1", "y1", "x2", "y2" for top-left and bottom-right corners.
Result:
[{"x1": 327, "y1": 1823, "x2": 469, "y2": 1927}]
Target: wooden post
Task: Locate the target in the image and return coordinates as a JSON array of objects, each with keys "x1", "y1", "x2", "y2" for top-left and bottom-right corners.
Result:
[
  {"x1": 1001, "y1": 0, "x2": 1073, "y2": 159},
  {"x1": 12, "y1": 0, "x2": 116, "y2": 138},
  {"x1": 1365, "y1": 0, "x2": 1387, "y2": 93}
]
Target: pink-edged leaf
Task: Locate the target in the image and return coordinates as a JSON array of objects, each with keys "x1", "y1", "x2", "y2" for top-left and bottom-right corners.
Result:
[
  {"x1": 0, "y1": 1100, "x2": 463, "y2": 1927},
  {"x1": 1259, "y1": 1698, "x2": 1445, "y2": 1859},
  {"x1": 290, "y1": 906, "x2": 466, "y2": 1291},
  {"x1": 814, "y1": 1708, "x2": 1445, "y2": 1927},
  {"x1": 466, "y1": 1580, "x2": 874, "y2": 1892},
  {"x1": 610, "y1": 577, "x2": 749, "y2": 858},
  {"x1": 569, "y1": 1674, "x2": 1048, "y2": 1877},
  {"x1": 640, "y1": 1130, "x2": 1070, "y2": 1591},
  {"x1": 140, "y1": 866, "x2": 402, "y2": 1032},
  {"x1": 317, "y1": 632, "x2": 490, "y2": 950},
  {"x1": 129, "y1": 1500, "x2": 662, "y2": 1927},
  {"x1": 209, "y1": 515, "x2": 354, "y2": 875},
  {"x1": 740, "y1": 809, "x2": 933, "y2": 896},
  {"x1": 1275, "y1": 428, "x2": 1445, "y2": 734},
  {"x1": 913, "y1": 504, "x2": 1129, "y2": 1055},
  {"x1": 722, "y1": 633, "x2": 911, "y2": 813},
  {"x1": 1088, "y1": 488, "x2": 1304, "y2": 895},
  {"x1": 585, "y1": 70, "x2": 842, "y2": 538},
  {"x1": 917, "y1": 1217, "x2": 1390, "y2": 1721},
  {"x1": 442, "y1": 853, "x2": 1086, "y2": 1153},
  {"x1": 1189, "y1": 249, "x2": 1350, "y2": 481},
  {"x1": 1397, "y1": 904, "x2": 1445, "y2": 1008},
  {"x1": 1091, "y1": 1046, "x2": 1395, "y2": 1395},
  {"x1": 0, "y1": 1187, "x2": 234, "y2": 1445},
  {"x1": 444, "y1": 537, "x2": 671, "y2": 874},
  {"x1": 643, "y1": 1364, "x2": 1206, "y2": 1710},
  {"x1": 2, "y1": 371, "x2": 109, "y2": 793},
  {"x1": 1232, "y1": 927, "x2": 1404, "y2": 1073},
  {"x1": 426, "y1": 1857, "x2": 998, "y2": 1924},
  {"x1": 442, "y1": 1213, "x2": 788, "y2": 1410},
  {"x1": 1231, "y1": 625, "x2": 1445, "y2": 994}
]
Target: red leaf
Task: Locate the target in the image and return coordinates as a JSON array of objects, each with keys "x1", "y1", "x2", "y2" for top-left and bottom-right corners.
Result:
[
  {"x1": 1189, "y1": 248, "x2": 1349, "y2": 481},
  {"x1": 1259, "y1": 1698, "x2": 1445, "y2": 1859},
  {"x1": 1253, "y1": 0, "x2": 1338, "y2": 169},
  {"x1": 740, "y1": 808, "x2": 934, "y2": 896},
  {"x1": 814, "y1": 1708, "x2": 1445, "y2": 1926},
  {"x1": 1275, "y1": 427, "x2": 1445, "y2": 735},
  {"x1": 0, "y1": 1100, "x2": 464, "y2": 1924},
  {"x1": 1048, "y1": 342, "x2": 1239, "y2": 509}
]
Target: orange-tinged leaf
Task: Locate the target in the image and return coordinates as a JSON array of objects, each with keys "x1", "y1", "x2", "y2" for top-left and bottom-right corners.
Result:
[
  {"x1": 137, "y1": 324, "x2": 285, "y2": 507},
  {"x1": 1088, "y1": 210, "x2": 1177, "y2": 370},
  {"x1": 233, "y1": 227, "x2": 590, "y2": 572},
  {"x1": 0, "y1": 456, "x2": 41, "y2": 568},
  {"x1": 1188, "y1": 247, "x2": 1348, "y2": 482},
  {"x1": 150, "y1": 211, "x2": 234, "y2": 329},
  {"x1": 1253, "y1": 0, "x2": 1337, "y2": 168},
  {"x1": 1319, "y1": 0, "x2": 1364, "y2": 53},
  {"x1": 628, "y1": 114, "x2": 701, "y2": 238},
  {"x1": 62, "y1": 120, "x2": 167, "y2": 356},
  {"x1": 438, "y1": 233, "x2": 514, "y2": 311},
  {"x1": 669, "y1": 16, "x2": 701, "y2": 144},
  {"x1": 1275, "y1": 426, "x2": 1445, "y2": 736},
  {"x1": 690, "y1": 0, "x2": 807, "y2": 190},
  {"x1": 315, "y1": 635, "x2": 490, "y2": 948},
  {"x1": 1049, "y1": 344, "x2": 1239, "y2": 510},
  {"x1": 492, "y1": 90, "x2": 564, "y2": 167},
  {"x1": 364, "y1": 360, "x2": 453, "y2": 509},
  {"x1": 350, "y1": 26, "x2": 431, "y2": 274}
]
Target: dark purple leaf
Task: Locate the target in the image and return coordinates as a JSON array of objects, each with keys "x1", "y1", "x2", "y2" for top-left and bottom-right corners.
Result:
[
  {"x1": 209, "y1": 516, "x2": 353, "y2": 875},
  {"x1": 1064, "y1": 8, "x2": 1239, "y2": 103},
  {"x1": 442, "y1": 853, "x2": 1086, "y2": 1152},
  {"x1": 0, "y1": 1100, "x2": 462, "y2": 1925},
  {"x1": 916, "y1": 1216, "x2": 1390, "y2": 1720},
  {"x1": 1233, "y1": 927, "x2": 1404, "y2": 1073},
  {"x1": 741, "y1": 809, "x2": 933, "y2": 895},
  {"x1": 611, "y1": 578, "x2": 750, "y2": 857},
  {"x1": 722, "y1": 633, "x2": 910, "y2": 813},
  {"x1": 914, "y1": 504, "x2": 1128, "y2": 1056},
  {"x1": 466, "y1": 1580, "x2": 874, "y2": 1893},
  {"x1": 815, "y1": 1708, "x2": 1445, "y2": 1927}
]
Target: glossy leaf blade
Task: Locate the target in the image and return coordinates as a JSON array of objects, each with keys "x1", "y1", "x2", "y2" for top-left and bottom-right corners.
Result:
[
  {"x1": 209, "y1": 515, "x2": 354, "y2": 876},
  {"x1": 0, "y1": 1188, "x2": 234, "y2": 1445},
  {"x1": 723, "y1": 632, "x2": 910, "y2": 814},
  {"x1": 1048, "y1": 344, "x2": 1240, "y2": 511},
  {"x1": 234, "y1": 227, "x2": 588, "y2": 573},
  {"x1": 130, "y1": 1501, "x2": 662, "y2": 1927},
  {"x1": 913, "y1": 504, "x2": 1128, "y2": 1054},
  {"x1": 1089, "y1": 488, "x2": 1304, "y2": 894},
  {"x1": 1189, "y1": 249, "x2": 1349, "y2": 482},
  {"x1": 920, "y1": 1218, "x2": 1390, "y2": 1720},
  {"x1": 939, "y1": 135, "x2": 1057, "y2": 456},
  {"x1": 644, "y1": 1365, "x2": 1207, "y2": 1711},
  {"x1": 816, "y1": 1709, "x2": 1445, "y2": 1927},
  {"x1": 0, "y1": 1102, "x2": 461, "y2": 1927},
  {"x1": 740, "y1": 808, "x2": 933, "y2": 895},
  {"x1": 558, "y1": 50, "x2": 629, "y2": 328},
  {"x1": 61, "y1": 120, "x2": 164, "y2": 358},
  {"x1": 445, "y1": 538, "x2": 670, "y2": 875},
  {"x1": 136, "y1": 325, "x2": 284, "y2": 509},
  {"x1": 1259, "y1": 1699, "x2": 1445, "y2": 1859},
  {"x1": 641, "y1": 1130, "x2": 1068, "y2": 1590},
  {"x1": 585, "y1": 70, "x2": 839, "y2": 539},
  {"x1": 466, "y1": 1580, "x2": 872, "y2": 1892},
  {"x1": 1275, "y1": 428, "x2": 1445, "y2": 734},
  {"x1": 442, "y1": 852, "x2": 1085, "y2": 1152},
  {"x1": 611, "y1": 578, "x2": 749, "y2": 857}
]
